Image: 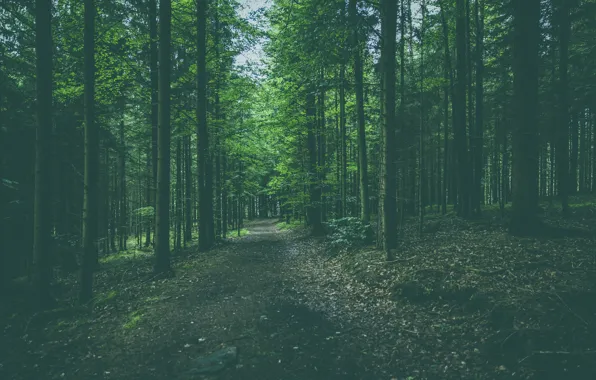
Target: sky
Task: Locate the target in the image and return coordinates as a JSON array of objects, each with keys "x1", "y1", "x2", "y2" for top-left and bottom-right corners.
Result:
[{"x1": 235, "y1": 0, "x2": 272, "y2": 71}]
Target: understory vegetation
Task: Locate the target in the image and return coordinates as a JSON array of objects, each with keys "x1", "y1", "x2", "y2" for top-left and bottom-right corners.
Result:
[{"x1": 1, "y1": 0, "x2": 596, "y2": 378}]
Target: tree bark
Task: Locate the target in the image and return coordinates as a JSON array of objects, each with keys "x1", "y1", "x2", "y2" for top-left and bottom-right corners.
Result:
[
  {"x1": 556, "y1": 0, "x2": 570, "y2": 213},
  {"x1": 510, "y1": 0, "x2": 540, "y2": 234},
  {"x1": 455, "y1": 0, "x2": 471, "y2": 217},
  {"x1": 149, "y1": 0, "x2": 158, "y2": 244},
  {"x1": 197, "y1": 0, "x2": 213, "y2": 251},
  {"x1": 349, "y1": 0, "x2": 369, "y2": 223},
  {"x1": 80, "y1": 0, "x2": 98, "y2": 303},
  {"x1": 154, "y1": 0, "x2": 172, "y2": 274},
  {"x1": 381, "y1": 0, "x2": 398, "y2": 260},
  {"x1": 473, "y1": 0, "x2": 484, "y2": 215}
]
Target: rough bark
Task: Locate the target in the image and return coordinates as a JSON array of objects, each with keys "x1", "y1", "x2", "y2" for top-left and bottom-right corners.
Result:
[{"x1": 154, "y1": 0, "x2": 172, "y2": 274}]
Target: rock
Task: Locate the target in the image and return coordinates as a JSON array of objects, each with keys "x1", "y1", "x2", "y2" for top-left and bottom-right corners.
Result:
[{"x1": 187, "y1": 346, "x2": 238, "y2": 375}]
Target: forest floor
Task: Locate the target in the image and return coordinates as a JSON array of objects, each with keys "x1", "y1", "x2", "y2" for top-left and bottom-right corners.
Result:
[{"x1": 1, "y1": 202, "x2": 596, "y2": 380}]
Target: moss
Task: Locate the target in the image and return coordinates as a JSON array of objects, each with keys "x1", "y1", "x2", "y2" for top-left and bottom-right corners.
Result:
[
  {"x1": 123, "y1": 310, "x2": 144, "y2": 330},
  {"x1": 94, "y1": 290, "x2": 118, "y2": 305}
]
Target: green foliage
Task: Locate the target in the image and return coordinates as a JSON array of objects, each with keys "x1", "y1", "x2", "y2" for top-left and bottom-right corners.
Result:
[
  {"x1": 123, "y1": 310, "x2": 143, "y2": 330},
  {"x1": 276, "y1": 220, "x2": 303, "y2": 230},
  {"x1": 326, "y1": 217, "x2": 373, "y2": 251}
]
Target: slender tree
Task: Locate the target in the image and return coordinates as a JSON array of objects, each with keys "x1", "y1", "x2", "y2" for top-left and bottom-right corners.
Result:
[
  {"x1": 472, "y1": 0, "x2": 485, "y2": 215},
  {"x1": 556, "y1": 0, "x2": 570, "y2": 214},
  {"x1": 197, "y1": 0, "x2": 214, "y2": 251},
  {"x1": 80, "y1": 0, "x2": 98, "y2": 303},
  {"x1": 381, "y1": 0, "x2": 398, "y2": 260},
  {"x1": 455, "y1": 0, "x2": 471, "y2": 217},
  {"x1": 33, "y1": 0, "x2": 54, "y2": 307},
  {"x1": 154, "y1": 0, "x2": 172, "y2": 274},
  {"x1": 349, "y1": 0, "x2": 369, "y2": 223},
  {"x1": 147, "y1": 0, "x2": 158, "y2": 247},
  {"x1": 510, "y1": 0, "x2": 541, "y2": 234}
]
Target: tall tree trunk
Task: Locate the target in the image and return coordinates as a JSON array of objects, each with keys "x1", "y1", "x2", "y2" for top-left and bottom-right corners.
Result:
[
  {"x1": 197, "y1": 0, "x2": 213, "y2": 251},
  {"x1": 307, "y1": 91, "x2": 323, "y2": 235},
  {"x1": 154, "y1": 0, "x2": 172, "y2": 274},
  {"x1": 34, "y1": 0, "x2": 54, "y2": 307},
  {"x1": 556, "y1": 0, "x2": 570, "y2": 213},
  {"x1": 473, "y1": 0, "x2": 484, "y2": 215},
  {"x1": 455, "y1": 0, "x2": 470, "y2": 217},
  {"x1": 118, "y1": 99, "x2": 128, "y2": 251},
  {"x1": 510, "y1": 0, "x2": 540, "y2": 234},
  {"x1": 149, "y1": 0, "x2": 158, "y2": 244},
  {"x1": 381, "y1": 0, "x2": 398, "y2": 260},
  {"x1": 349, "y1": 0, "x2": 370, "y2": 222},
  {"x1": 339, "y1": 46, "x2": 347, "y2": 217},
  {"x1": 439, "y1": 0, "x2": 453, "y2": 215},
  {"x1": 419, "y1": 0, "x2": 426, "y2": 233},
  {"x1": 176, "y1": 138, "x2": 182, "y2": 250},
  {"x1": 184, "y1": 135, "x2": 192, "y2": 242},
  {"x1": 80, "y1": 0, "x2": 97, "y2": 303}
]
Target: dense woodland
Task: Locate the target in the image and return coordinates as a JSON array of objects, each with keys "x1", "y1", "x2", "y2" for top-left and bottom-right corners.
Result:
[{"x1": 1, "y1": 0, "x2": 596, "y2": 379}]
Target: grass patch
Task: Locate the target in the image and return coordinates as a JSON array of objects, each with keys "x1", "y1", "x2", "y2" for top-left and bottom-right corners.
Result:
[
  {"x1": 276, "y1": 220, "x2": 303, "y2": 230},
  {"x1": 229, "y1": 228, "x2": 250, "y2": 238},
  {"x1": 123, "y1": 310, "x2": 144, "y2": 330},
  {"x1": 94, "y1": 290, "x2": 118, "y2": 305},
  {"x1": 100, "y1": 250, "x2": 152, "y2": 265}
]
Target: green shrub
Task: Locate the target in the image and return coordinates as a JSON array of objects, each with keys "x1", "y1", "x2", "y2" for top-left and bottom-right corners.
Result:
[{"x1": 325, "y1": 217, "x2": 373, "y2": 251}]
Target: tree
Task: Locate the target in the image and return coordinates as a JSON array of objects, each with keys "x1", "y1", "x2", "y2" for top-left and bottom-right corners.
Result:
[
  {"x1": 381, "y1": 0, "x2": 398, "y2": 260},
  {"x1": 454, "y1": 0, "x2": 471, "y2": 218},
  {"x1": 147, "y1": 0, "x2": 158, "y2": 247},
  {"x1": 556, "y1": 0, "x2": 571, "y2": 215},
  {"x1": 349, "y1": 0, "x2": 369, "y2": 223},
  {"x1": 80, "y1": 0, "x2": 98, "y2": 303},
  {"x1": 33, "y1": 0, "x2": 54, "y2": 307},
  {"x1": 154, "y1": 0, "x2": 172, "y2": 274},
  {"x1": 197, "y1": 0, "x2": 213, "y2": 251},
  {"x1": 510, "y1": 0, "x2": 541, "y2": 234}
]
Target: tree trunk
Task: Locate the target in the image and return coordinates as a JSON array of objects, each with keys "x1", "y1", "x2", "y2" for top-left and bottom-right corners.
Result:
[
  {"x1": 349, "y1": 0, "x2": 369, "y2": 223},
  {"x1": 473, "y1": 0, "x2": 484, "y2": 215},
  {"x1": 556, "y1": 0, "x2": 570, "y2": 213},
  {"x1": 33, "y1": 0, "x2": 54, "y2": 307},
  {"x1": 455, "y1": 0, "x2": 471, "y2": 217},
  {"x1": 510, "y1": 0, "x2": 540, "y2": 234},
  {"x1": 381, "y1": 0, "x2": 398, "y2": 260},
  {"x1": 149, "y1": 0, "x2": 158, "y2": 244},
  {"x1": 154, "y1": 0, "x2": 172, "y2": 274},
  {"x1": 80, "y1": 0, "x2": 97, "y2": 303},
  {"x1": 118, "y1": 99, "x2": 128, "y2": 251},
  {"x1": 197, "y1": 0, "x2": 213, "y2": 251},
  {"x1": 307, "y1": 91, "x2": 323, "y2": 235}
]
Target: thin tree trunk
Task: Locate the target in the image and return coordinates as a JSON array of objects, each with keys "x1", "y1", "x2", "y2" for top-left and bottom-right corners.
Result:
[
  {"x1": 118, "y1": 98, "x2": 128, "y2": 251},
  {"x1": 556, "y1": 0, "x2": 570, "y2": 213},
  {"x1": 473, "y1": 0, "x2": 484, "y2": 215},
  {"x1": 149, "y1": 0, "x2": 158, "y2": 244},
  {"x1": 349, "y1": 0, "x2": 369, "y2": 223},
  {"x1": 510, "y1": 0, "x2": 540, "y2": 234},
  {"x1": 34, "y1": 0, "x2": 54, "y2": 307},
  {"x1": 381, "y1": 0, "x2": 398, "y2": 260},
  {"x1": 80, "y1": 0, "x2": 97, "y2": 303},
  {"x1": 154, "y1": 0, "x2": 172, "y2": 274},
  {"x1": 455, "y1": 0, "x2": 470, "y2": 217},
  {"x1": 197, "y1": 0, "x2": 213, "y2": 251}
]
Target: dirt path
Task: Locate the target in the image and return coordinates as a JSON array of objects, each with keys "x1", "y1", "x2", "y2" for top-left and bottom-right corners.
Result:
[{"x1": 165, "y1": 219, "x2": 375, "y2": 380}]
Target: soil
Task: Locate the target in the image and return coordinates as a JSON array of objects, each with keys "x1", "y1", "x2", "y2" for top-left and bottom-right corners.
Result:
[{"x1": 1, "y1": 211, "x2": 596, "y2": 380}]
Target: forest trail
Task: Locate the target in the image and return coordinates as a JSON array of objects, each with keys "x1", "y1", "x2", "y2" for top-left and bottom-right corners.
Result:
[
  {"x1": 2, "y1": 220, "x2": 382, "y2": 380},
  {"x1": 167, "y1": 219, "x2": 374, "y2": 380}
]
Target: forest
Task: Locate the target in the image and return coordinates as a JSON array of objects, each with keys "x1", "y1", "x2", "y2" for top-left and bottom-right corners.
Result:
[{"x1": 1, "y1": 0, "x2": 596, "y2": 378}]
